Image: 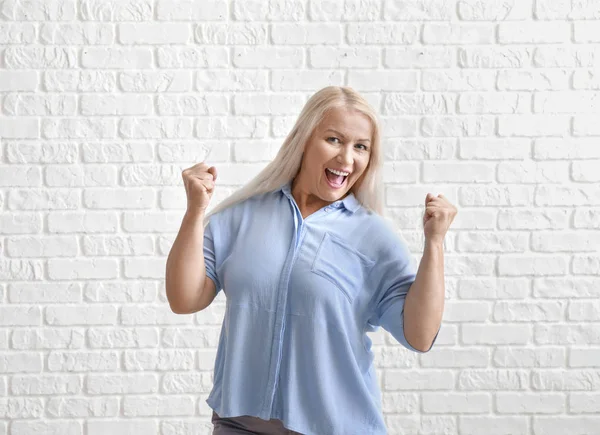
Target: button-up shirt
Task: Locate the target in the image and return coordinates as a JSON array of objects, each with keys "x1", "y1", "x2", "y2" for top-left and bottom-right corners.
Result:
[{"x1": 203, "y1": 181, "x2": 439, "y2": 435}]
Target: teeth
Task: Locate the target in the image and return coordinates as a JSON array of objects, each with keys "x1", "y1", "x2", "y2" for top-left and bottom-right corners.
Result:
[{"x1": 327, "y1": 168, "x2": 349, "y2": 176}]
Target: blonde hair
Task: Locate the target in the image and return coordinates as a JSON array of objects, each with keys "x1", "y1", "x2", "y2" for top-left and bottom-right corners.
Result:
[{"x1": 204, "y1": 86, "x2": 384, "y2": 225}]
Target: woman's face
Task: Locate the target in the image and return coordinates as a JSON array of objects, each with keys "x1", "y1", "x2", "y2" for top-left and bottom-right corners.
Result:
[{"x1": 295, "y1": 106, "x2": 373, "y2": 204}]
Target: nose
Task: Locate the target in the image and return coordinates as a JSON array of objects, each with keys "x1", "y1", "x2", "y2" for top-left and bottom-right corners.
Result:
[{"x1": 336, "y1": 146, "x2": 353, "y2": 166}]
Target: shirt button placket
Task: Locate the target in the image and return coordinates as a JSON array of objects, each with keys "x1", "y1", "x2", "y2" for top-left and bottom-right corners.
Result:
[{"x1": 264, "y1": 200, "x2": 304, "y2": 415}]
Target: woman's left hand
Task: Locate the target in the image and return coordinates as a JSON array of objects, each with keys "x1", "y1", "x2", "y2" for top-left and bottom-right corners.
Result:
[{"x1": 423, "y1": 193, "x2": 458, "y2": 244}]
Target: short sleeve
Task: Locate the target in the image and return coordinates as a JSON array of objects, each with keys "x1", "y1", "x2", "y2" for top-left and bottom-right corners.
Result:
[
  {"x1": 203, "y1": 216, "x2": 222, "y2": 294},
  {"x1": 367, "y1": 232, "x2": 439, "y2": 354}
]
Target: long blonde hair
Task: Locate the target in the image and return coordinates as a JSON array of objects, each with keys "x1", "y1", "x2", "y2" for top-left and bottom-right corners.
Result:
[{"x1": 204, "y1": 86, "x2": 384, "y2": 225}]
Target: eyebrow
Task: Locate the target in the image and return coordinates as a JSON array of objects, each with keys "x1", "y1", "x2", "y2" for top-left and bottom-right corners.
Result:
[{"x1": 324, "y1": 128, "x2": 371, "y2": 143}]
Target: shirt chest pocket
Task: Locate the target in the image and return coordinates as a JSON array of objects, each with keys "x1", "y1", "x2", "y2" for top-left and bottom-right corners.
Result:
[{"x1": 311, "y1": 232, "x2": 375, "y2": 303}]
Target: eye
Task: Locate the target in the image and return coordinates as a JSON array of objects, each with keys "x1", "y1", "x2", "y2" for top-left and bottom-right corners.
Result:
[
  {"x1": 327, "y1": 137, "x2": 340, "y2": 144},
  {"x1": 355, "y1": 143, "x2": 368, "y2": 151}
]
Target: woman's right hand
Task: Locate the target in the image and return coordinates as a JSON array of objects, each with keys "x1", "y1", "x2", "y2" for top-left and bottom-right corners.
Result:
[{"x1": 181, "y1": 162, "x2": 218, "y2": 213}]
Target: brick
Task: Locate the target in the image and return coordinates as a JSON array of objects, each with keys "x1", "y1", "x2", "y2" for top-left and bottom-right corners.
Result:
[
  {"x1": 458, "y1": 369, "x2": 529, "y2": 390},
  {"x1": 535, "y1": 324, "x2": 600, "y2": 344},
  {"x1": 384, "y1": 370, "x2": 455, "y2": 391},
  {"x1": 272, "y1": 23, "x2": 342, "y2": 44},
  {"x1": 574, "y1": 69, "x2": 600, "y2": 89},
  {"x1": 422, "y1": 70, "x2": 494, "y2": 91},
  {"x1": 234, "y1": 94, "x2": 305, "y2": 115},
  {"x1": 8, "y1": 190, "x2": 79, "y2": 210},
  {"x1": 47, "y1": 397, "x2": 119, "y2": 418},
  {"x1": 493, "y1": 347, "x2": 565, "y2": 368},
  {"x1": 536, "y1": 185, "x2": 600, "y2": 206},
  {"x1": 195, "y1": 117, "x2": 268, "y2": 139},
  {"x1": 574, "y1": 22, "x2": 600, "y2": 42},
  {"x1": 196, "y1": 70, "x2": 265, "y2": 92},
  {"x1": 233, "y1": 0, "x2": 306, "y2": 20},
  {"x1": 570, "y1": 349, "x2": 600, "y2": 367},
  {"x1": 499, "y1": 22, "x2": 570, "y2": 43},
  {"x1": 383, "y1": 92, "x2": 451, "y2": 114},
  {"x1": 47, "y1": 260, "x2": 119, "y2": 280},
  {"x1": 346, "y1": 71, "x2": 415, "y2": 92},
  {"x1": 421, "y1": 116, "x2": 495, "y2": 137},
  {"x1": 347, "y1": 23, "x2": 418, "y2": 44},
  {"x1": 42, "y1": 119, "x2": 116, "y2": 139},
  {"x1": 83, "y1": 188, "x2": 154, "y2": 209},
  {"x1": 458, "y1": 92, "x2": 530, "y2": 114},
  {"x1": 0, "y1": 71, "x2": 37, "y2": 91},
  {"x1": 87, "y1": 327, "x2": 158, "y2": 348},
  {"x1": 534, "y1": 91, "x2": 600, "y2": 113},
  {"x1": 568, "y1": 300, "x2": 600, "y2": 321},
  {"x1": 498, "y1": 70, "x2": 569, "y2": 90},
  {"x1": 119, "y1": 118, "x2": 193, "y2": 139},
  {"x1": 119, "y1": 23, "x2": 191, "y2": 44},
  {"x1": 422, "y1": 393, "x2": 491, "y2": 413},
  {"x1": 45, "y1": 71, "x2": 116, "y2": 92},
  {"x1": 82, "y1": 47, "x2": 152, "y2": 68},
  {"x1": 498, "y1": 115, "x2": 570, "y2": 137},
  {"x1": 4, "y1": 93, "x2": 76, "y2": 116},
  {"x1": 536, "y1": 0, "x2": 600, "y2": 19},
  {"x1": 80, "y1": 95, "x2": 152, "y2": 116},
  {"x1": 5, "y1": 47, "x2": 77, "y2": 68},
  {"x1": 534, "y1": 278, "x2": 600, "y2": 298},
  {"x1": 386, "y1": 47, "x2": 454, "y2": 68},
  {"x1": 156, "y1": 0, "x2": 227, "y2": 20},
  {"x1": 420, "y1": 350, "x2": 490, "y2": 368},
  {"x1": 45, "y1": 165, "x2": 117, "y2": 187},
  {"x1": 458, "y1": 0, "x2": 532, "y2": 20},
  {"x1": 6, "y1": 236, "x2": 77, "y2": 258},
  {"x1": 309, "y1": 0, "x2": 381, "y2": 20},
  {"x1": 459, "y1": 47, "x2": 533, "y2": 68},
  {"x1": 309, "y1": 47, "x2": 379, "y2": 68},
  {"x1": 47, "y1": 351, "x2": 119, "y2": 372},
  {"x1": 424, "y1": 24, "x2": 493, "y2": 44},
  {"x1": 532, "y1": 369, "x2": 600, "y2": 391},
  {"x1": 157, "y1": 47, "x2": 228, "y2": 68},
  {"x1": 80, "y1": 0, "x2": 153, "y2": 21},
  {"x1": 0, "y1": 119, "x2": 40, "y2": 139},
  {"x1": 497, "y1": 161, "x2": 569, "y2": 183},
  {"x1": 460, "y1": 139, "x2": 531, "y2": 159},
  {"x1": 10, "y1": 421, "x2": 81, "y2": 435},
  {"x1": 0, "y1": 0, "x2": 76, "y2": 20},
  {"x1": 87, "y1": 374, "x2": 157, "y2": 394},
  {"x1": 0, "y1": 166, "x2": 41, "y2": 187},
  {"x1": 196, "y1": 23, "x2": 267, "y2": 44},
  {"x1": 383, "y1": 0, "x2": 453, "y2": 20},
  {"x1": 271, "y1": 70, "x2": 342, "y2": 90},
  {"x1": 117, "y1": 71, "x2": 190, "y2": 93},
  {"x1": 534, "y1": 138, "x2": 600, "y2": 159},
  {"x1": 498, "y1": 256, "x2": 567, "y2": 276},
  {"x1": 457, "y1": 232, "x2": 528, "y2": 252},
  {"x1": 534, "y1": 47, "x2": 600, "y2": 67},
  {"x1": 574, "y1": 208, "x2": 600, "y2": 228},
  {"x1": 573, "y1": 115, "x2": 600, "y2": 136},
  {"x1": 83, "y1": 235, "x2": 154, "y2": 256},
  {"x1": 40, "y1": 23, "x2": 114, "y2": 44},
  {"x1": 82, "y1": 142, "x2": 153, "y2": 163},
  {"x1": 498, "y1": 209, "x2": 569, "y2": 230},
  {"x1": 461, "y1": 417, "x2": 528, "y2": 435},
  {"x1": 459, "y1": 278, "x2": 529, "y2": 299}
]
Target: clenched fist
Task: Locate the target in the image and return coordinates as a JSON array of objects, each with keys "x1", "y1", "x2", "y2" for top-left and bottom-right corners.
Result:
[{"x1": 181, "y1": 162, "x2": 217, "y2": 213}]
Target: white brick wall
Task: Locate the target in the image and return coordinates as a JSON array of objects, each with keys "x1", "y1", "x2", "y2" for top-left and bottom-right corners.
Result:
[{"x1": 1, "y1": 1, "x2": 599, "y2": 434}]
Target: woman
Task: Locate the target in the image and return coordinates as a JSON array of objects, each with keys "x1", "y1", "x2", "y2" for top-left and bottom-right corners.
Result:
[{"x1": 166, "y1": 87, "x2": 457, "y2": 435}]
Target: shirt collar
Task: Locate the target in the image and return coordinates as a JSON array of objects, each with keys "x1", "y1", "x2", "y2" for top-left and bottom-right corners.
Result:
[{"x1": 278, "y1": 180, "x2": 361, "y2": 214}]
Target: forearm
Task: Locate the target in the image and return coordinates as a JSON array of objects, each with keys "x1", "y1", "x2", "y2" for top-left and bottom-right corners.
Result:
[
  {"x1": 165, "y1": 210, "x2": 208, "y2": 313},
  {"x1": 403, "y1": 239, "x2": 445, "y2": 352}
]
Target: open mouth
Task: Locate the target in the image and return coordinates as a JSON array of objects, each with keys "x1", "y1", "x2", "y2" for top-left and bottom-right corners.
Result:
[{"x1": 325, "y1": 168, "x2": 349, "y2": 188}]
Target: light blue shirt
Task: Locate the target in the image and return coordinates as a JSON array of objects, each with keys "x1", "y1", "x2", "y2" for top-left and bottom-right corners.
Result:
[{"x1": 203, "y1": 181, "x2": 439, "y2": 435}]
